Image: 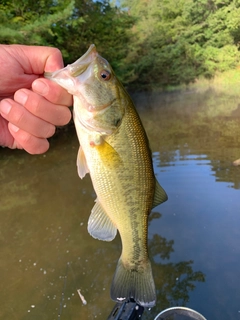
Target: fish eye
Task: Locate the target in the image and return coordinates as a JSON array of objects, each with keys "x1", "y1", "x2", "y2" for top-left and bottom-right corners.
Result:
[{"x1": 99, "y1": 70, "x2": 111, "y2": 81}]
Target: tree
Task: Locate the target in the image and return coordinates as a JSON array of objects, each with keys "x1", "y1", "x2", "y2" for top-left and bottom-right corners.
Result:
[
  {"x1": 0, "y1": 0, "x2": 75, "y2": 45},
  {"x1": 119, "y1": 0, "x2": 240, "y2": 88},
  {"x1": 2, "y1": 0, "x2": 240, "y2": 88},
  {"x1": 0, "y1": 0, "x2": 134, "y2": 82}
]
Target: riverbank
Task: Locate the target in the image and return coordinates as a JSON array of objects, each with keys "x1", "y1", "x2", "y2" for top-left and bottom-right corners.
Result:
[{"x1": 160, "y1": 69, "x2": 240, "y2": 95}]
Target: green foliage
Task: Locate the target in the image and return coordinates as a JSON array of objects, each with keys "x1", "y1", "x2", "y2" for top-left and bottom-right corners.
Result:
[
  {"x1": 0, "y1": 0, "x2": 134, "y2": 82},
  {"x1": 120, "y1": 0, "x2": 240, "y2": 88},
  {"x1": 1, "y1": 0, "x2": 240, "y2": 88},
  {"x1": 52, "y1": 0, "x2": 135, "y2": 82},
  {"x1": 0, "y1": 0, "x2": 75, "y2": 45}
]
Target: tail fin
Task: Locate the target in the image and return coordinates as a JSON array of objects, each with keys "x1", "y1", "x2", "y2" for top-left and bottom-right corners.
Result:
[{"x1": 110, "y1": 257, "x2": 156, "y2": 307}]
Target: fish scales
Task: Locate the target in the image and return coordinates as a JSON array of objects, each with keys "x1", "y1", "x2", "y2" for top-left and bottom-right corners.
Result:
[
  {"x1": 83, "y1": 103, "x2": 153, "y2": 267},
  {"x1": 44, "y1": 44, "x2": 168, "y2": 307},
  {"x1": 104, "y1": 105, "x2": 154, "y2": 265}
]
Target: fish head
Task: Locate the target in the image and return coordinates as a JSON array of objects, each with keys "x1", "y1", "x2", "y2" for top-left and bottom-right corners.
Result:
[
  {"x1": 45, "y1": 44, "x2": 126, "y2": 134},
  {"x1": 44, "y1": 44, "x2": 121, "y2": 111},
  {"x1": 44, "y1": 44, "x2": 97, "y2": 93}
]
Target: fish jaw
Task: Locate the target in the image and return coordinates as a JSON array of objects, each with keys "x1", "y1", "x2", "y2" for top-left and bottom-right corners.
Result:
[
  {"x1": 68, "y1": 44, "x2": 97, "y2": 76},
  {"x1": 44, "y1": 44, "x2": 97, "y2": 95}
]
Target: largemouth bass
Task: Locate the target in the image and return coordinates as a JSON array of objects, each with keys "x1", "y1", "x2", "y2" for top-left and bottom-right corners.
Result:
[{"x1": 45, "y1": 45, "x2": 168, "y2": 307}]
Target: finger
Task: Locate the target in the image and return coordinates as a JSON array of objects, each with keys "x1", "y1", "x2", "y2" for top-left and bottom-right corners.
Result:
[
  {"x1": 0, "y1": 115, "x2": 14, "y2": 147},
  {"x1": 1, "y1": 45, "x2": 65, "y2": 96},
  {"x1": 12, "y1": 45, "x2": 64, "y2": 73},
  {"x1": 32, "y1": 78, "x2": 73, "y2": 106},
  {"x1": 0, "y1": 99, "x2": 55, "y2": 139},
  {"x1": 14, "y1": 89, "x2": 72, "y2": 126},
  {"x1": 0, "y1": 73, "x2": 38, "y2": 98},
  {"x1": 8, "y1": 123, "x2": 49, "y2": 154}
]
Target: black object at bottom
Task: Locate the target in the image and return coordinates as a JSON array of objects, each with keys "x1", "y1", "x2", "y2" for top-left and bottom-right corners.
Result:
[{"x1": 107, "y1": 300, "x2": 144, "y2": 320}]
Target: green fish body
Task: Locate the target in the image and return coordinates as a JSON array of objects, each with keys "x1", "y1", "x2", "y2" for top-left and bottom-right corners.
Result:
[{"x1": 44, "y1": 45, "x2": 168, "y2": 307}]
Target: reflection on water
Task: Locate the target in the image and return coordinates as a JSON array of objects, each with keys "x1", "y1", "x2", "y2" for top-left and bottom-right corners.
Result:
[{"x1": 1, "y1": 87, "x2": 240, "y2": 319}]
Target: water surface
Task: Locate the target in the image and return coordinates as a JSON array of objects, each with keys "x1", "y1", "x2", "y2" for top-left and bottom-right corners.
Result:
[{"x1": 1, "y1": 87, "x2": 240, "y2": 319}]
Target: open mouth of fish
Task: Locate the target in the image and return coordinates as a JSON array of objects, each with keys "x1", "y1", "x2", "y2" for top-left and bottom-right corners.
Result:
[{"x1": 44, "y1": 44, "x2": 98, "y2": 89}]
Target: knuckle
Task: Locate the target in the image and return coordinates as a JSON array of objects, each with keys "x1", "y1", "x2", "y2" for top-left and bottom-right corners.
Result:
[
  {"x1": 10, "y1": 106, "x2": 25, "y2": 125},
  {"x1": 47, "y1": 81, "x2": 72, "y2": 106},
  {"x1": 19, "y1": 130, "x2": 32, "y2": 146},
  {"x1": 51, "y1": 83, "x2": 65, "y2": 103},
  {"x1": 53, "y1": 48, "x2": 62, "y2": 57},
  {"x1": 25, "y1": 93, "x2": 41, "y2": 115}
]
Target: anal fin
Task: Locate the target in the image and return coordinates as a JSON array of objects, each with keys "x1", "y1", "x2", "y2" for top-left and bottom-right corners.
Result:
[
  {"x1": 88, "y1": 200, "x2": 117, "y2": 241},
  {"x1": 152, "y1": 178, "x2": 168, "y2": 208}
]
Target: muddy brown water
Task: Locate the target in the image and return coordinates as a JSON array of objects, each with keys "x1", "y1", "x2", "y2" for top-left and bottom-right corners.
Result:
[{"x1": 1, "y1": 88, "x2": 240, "y2": 320}]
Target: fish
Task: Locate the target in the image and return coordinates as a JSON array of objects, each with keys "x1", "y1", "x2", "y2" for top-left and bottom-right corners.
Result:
[{"x1": 44, "y1": 44, "x2": 168, "y2": 307}]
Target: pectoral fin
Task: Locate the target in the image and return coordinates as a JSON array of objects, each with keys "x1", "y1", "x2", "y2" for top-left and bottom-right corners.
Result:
[
  {"x1": 152, "y1": 179, "x2": 168, "y2": 208},
  {"x1": 96, "y1": 139, "x2": 122, "y2": 165},
  {"x1": 88, "y1": 200, "x2": 117, "y2": 241},
  {"x1": 77, "y1": 146, "x2": 89, "y2": 179},
  {"x1": 89, "y1": 139, "x2": 122, "y2": 170}
]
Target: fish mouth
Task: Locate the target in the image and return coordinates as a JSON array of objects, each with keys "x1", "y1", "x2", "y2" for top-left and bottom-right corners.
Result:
[
  {"x1": 44, "y1": 44, "x2": 98, "y2": 91},
  {"x1": 68, "y1": 44, "x2": 97, "y2": 77}
]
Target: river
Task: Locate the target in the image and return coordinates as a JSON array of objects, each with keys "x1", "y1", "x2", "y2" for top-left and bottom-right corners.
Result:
[{"x1": 1, "y1": 87, "x2": 240, "y2": 319}]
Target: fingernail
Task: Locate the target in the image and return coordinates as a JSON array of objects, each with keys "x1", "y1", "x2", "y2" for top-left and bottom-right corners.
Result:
[
  {"x1": 32, "y1": 79, "x2": 49, "y2": 95},
  {"x1": 14, "y1": 90, "x2": 28, "y2": 105},
  {"x1": 9, "y1": 123, "x2": 20, "y2": 133},
  {"x1": 0, "y1": 100, "x2": 12, "y2": 115}
]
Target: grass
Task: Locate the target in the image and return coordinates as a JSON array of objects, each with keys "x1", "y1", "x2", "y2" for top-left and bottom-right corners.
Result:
[
  {"x1": 152, "y1": 69, "x2": 240, "y2": 95},
  {"x1": 192, "y1": 69, "x2": 240, "y2": 94}
]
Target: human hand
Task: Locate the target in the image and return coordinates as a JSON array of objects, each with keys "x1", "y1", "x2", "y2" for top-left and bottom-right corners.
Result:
[{"x1": 0, "y1": 45, "x2": 73, "y2": 154}]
